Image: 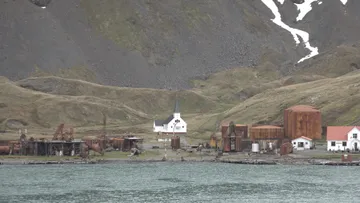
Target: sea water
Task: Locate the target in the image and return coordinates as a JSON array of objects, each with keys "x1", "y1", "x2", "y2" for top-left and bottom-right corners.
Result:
[{"x1": 0, "y1": 162, "x2": 358, "y2": 203}]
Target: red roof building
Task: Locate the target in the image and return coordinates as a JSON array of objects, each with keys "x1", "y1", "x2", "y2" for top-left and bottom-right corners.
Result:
[
  {"x1": 327, "y1": 126, "x2": 360, "y2": 151},
  {"x1": 292, "y1": 136, "x2": 313, "y2": 150}
]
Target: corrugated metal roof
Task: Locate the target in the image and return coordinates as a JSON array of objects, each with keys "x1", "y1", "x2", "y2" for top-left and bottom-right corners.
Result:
[
  {"x1": 125, "y1": 137, "x2": 143, "y2": 140},
  {"x1": 154, "y1": 120, "x2": 164, "y2": 126},
  {"x1": 287, "y1": 105, "x2": 316, "y2": 109},
  {"x1": 154, "y1": 114, "x2": 175, "y2": 126},
  {"x1": 293, "y1": 136, "x2": 313, "y2": 141},
  {"x1": 252, "y1": 125, "x2": 282, "y2": 129},
  {"x1": 221, "y1": 124, "x2": 246, "y2": 127},
  {"x1": 162, "y1": 115, "x2": 174, "y2": 125},
  {"x1": 327, "y1": 126, "x2": 360, "y2": 141},
  {"x1": 286, "y1": 105, "x2": 320, "y2": 112}
]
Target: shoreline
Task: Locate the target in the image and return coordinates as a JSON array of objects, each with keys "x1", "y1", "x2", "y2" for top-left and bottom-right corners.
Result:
[{"x1": 1, "y1": 156, "x2": 358, "y2": 166}]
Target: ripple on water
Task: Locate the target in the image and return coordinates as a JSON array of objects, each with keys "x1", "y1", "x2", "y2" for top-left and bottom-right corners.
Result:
[{"x1": 1, "y1": 163, "x2": 360, "y2": 203}]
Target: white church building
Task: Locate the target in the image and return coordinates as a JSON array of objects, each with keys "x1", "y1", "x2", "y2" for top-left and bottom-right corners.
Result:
[{"x1": 153, "y1": 100, "x2": 187, "y2": 135}]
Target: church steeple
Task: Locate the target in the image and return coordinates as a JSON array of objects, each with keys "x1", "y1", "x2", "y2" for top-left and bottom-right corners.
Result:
[{"x1": 174, "y1": 99, "x2": 180, "y2": 113}]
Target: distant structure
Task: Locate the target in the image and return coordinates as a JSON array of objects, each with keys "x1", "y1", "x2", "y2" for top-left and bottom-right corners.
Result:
[
  {"x1": 327, "y1": 126, "x2": 360, "y2": 152},
  {"x1": 292, "y1": 136, "x2": 313, "y2": 150},
  {"x1": 153, "y1": 100, "x2": 187, "y2": 135},
  {"x1": 284, "y1": 105, "x2": 322, "y2": 140},
  {"x1": 250, "y1": 125, "x2": 285, "y2": 151}
]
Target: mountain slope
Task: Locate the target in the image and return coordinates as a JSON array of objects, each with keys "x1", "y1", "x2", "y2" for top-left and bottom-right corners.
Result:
[
  {"x1": 0, "y1": 75, "x2": 220, "y2": 131},
  {"x1": 1, "y1": 70, "x2": 359, "y2": 136},
  {"x1": 1, "y1": 0, "x2": 359, "y2": 88},
  {"x1": 222, "y1": 71, "x2": 360, "y2": 126}
]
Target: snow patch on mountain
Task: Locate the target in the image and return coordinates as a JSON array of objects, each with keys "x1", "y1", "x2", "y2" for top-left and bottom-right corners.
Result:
[
  {"x1": 295, "y1": 0, "x2": 322, "y2": 21},
  {"x1": 261, "y1": 0, "x2": 318, "y2": 63},
  {"x1": 262, "y1": 0, "x2": 349, "y2": 63},
  {"x1": 340, "y1": 0, "x2": 348, "y2": 5}
]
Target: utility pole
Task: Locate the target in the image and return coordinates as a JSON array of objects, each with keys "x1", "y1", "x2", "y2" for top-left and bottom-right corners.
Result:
[
  {"x1": 102, "y1": 112, "x2": 107, "y2": 135},
  {"x1": 173, "y1": 122, "x2": 177, "y2": 137},
  {"x1": 164, "y1": 132, "x2": 167, "y2": 159}
]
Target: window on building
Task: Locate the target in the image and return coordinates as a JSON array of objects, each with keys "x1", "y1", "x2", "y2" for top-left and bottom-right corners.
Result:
[
  {"x1": 182, "y1": 126, "x2": 184, "y2": 128},
  {"x1": 353, "y1": 134, "x2": 358, "y2": 139},
  {"x1": 293, "y1": 142, "x2": 296, "y2": 145},
  {"x1": 306, "y1": 142, "x2": 308, "y2": 145},
  {"x1": 343, "y1": 142, "x2": 347, "y2": 146},
  {"x1": 331, "y1": 142, "x2": 335, "y2": 146}
]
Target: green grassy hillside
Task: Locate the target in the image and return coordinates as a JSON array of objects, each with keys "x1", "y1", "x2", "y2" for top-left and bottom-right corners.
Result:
[{"x1": 1, "y1": 69, "x2": 359, "y2": 140}]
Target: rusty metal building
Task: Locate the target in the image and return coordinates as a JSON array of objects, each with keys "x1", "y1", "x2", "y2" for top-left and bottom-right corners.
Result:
[
  {"x1": 110, "y1": 138, "x2": 124, "y2": 150},
  {"x1": 221, "y1": 122, "x2": 247, "y2": 152},
  {"x1": 122, "y1": 136, "x2": 143, "y2": 152},
  {"x1": 284, "y1": 105, "x2": 322, "y2": 140},
  {"x1": 6, "y1": 139, "x2": 86, "y2": 156},
  {"x1": 250, "y1": 125, "x2": 284, "y2": 151},
  {"x1": 250, "y1": 125, "x2": 284, "y2": 140},
  {"x1": 221, "y1": 124, "x2": 248, "y2": 138},
  {"x1": 222, "y1": 136, "x2": 231, "y2": 152}
]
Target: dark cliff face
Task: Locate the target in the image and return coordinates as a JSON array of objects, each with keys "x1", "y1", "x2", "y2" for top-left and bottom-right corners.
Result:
[{"x1": 0, "y1": 0, "x2": 359, "y2": 89}]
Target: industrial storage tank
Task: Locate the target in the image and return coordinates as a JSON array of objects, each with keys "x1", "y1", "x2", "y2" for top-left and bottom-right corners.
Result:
[
  {"x1": 284, "y1": 105, "x2": 322, "y2": 140},
  {"x1": 0, "y1": 146, "x2": 10, "y2": 155},
  {"x1": 252, "y1": 143, "x2": 259, "y2": 153},
  {"x1": 280, "y1": 142, "x2": 293, "y2": 155},
  {"x1": 250, "y1": 125, "x2": 284, "y2": 140},
  {"x1": 171, "y1": 136, "x2": 180, "y2": 150}
]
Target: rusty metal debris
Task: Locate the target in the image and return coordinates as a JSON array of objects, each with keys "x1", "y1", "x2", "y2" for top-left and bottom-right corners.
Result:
[
  {"x1": 0, "y1": 120, "x2": 147, "y2": 159},
  {"x1": 52, "y1": 123, "x2": 74, "y2": 141}
]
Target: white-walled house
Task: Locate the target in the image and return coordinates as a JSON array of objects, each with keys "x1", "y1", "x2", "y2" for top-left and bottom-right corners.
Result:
[
  {"x1": 153, "y1": 100, "x2": 187, "y2": 135},
  {"x1": 327, "y1": 126, "x2": 360, "y2": 151},
  {"x1": 292, "y1": 136, "x2": 313, "y2": 150}
]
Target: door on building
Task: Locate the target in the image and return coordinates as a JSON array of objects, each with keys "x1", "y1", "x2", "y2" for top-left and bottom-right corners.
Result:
[{"x1": 355, "y1": 142, "x2": 358, "y2": 151}]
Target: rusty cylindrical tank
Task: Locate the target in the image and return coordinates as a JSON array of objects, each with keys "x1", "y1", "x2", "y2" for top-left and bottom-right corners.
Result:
[
  {"x1": 0, "y1": 146, "x2": 10, "y2": 155},
  {"x1": 284, "y1": 105, "x2": 321, "y2": 140},
  {"x1": 250, "y1": 125, "x2": 284, "y2": 140},
  {"x1": 171, "y1": 136, "x2": 180, "y2": 150},
  {"x1": 280, "y1": 142, "x2": 293, "y2": 155}
]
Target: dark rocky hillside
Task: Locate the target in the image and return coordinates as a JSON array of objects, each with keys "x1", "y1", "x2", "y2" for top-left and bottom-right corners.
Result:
[{"x1": 0, "y1": 0, "x2": 359, "y2": 89}]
